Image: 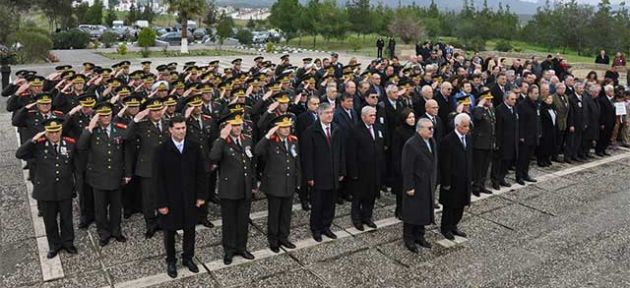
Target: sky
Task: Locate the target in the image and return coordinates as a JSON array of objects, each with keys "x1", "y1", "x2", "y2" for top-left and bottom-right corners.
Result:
[{"x1": 520, "y1": 0, "x2": 625, "y2": 3}]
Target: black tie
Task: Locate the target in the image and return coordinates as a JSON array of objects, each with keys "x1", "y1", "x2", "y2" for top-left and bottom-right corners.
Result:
[
  {"x1": 236, "y1": 139, "x2": 242, "y2": 149},
  {"x1": 282, "y1": 139, "x2": 288, "y2": 151},
  {"x1": 53, "y1": 144, "x2": 58, "y2": 154},
  {"x1": 156, "y1": 122, "x2": 161, "y2": 132}
]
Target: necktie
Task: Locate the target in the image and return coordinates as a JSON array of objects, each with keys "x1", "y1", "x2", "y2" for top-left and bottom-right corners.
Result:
[
  {"x1": 369, "y1": 125, "x2": 375, "y2": 140},
  {"x1": 461, "y1": 136, "x2": 467, "y2": 149},
  {"x1": 199, "y1": 118, "x2": 203, "y2": 129},
  {"x1": 43, "y1": 114, "x2": 49, "y2": 120},
  {"x1": 325, "y1": 126, "x2": 331, "y2": 145},
  {"x1": 348, "y1": 110, "x2": 352, "y2": 120},
  {"x1": 178, "y1": 143, "x2": 183, "y2": 153},
  {"x1": 236, "y1": 138, "x2": 242, "y2": 149},
  {"x1": 106, "y1": 127, "x2": 110, "y2": 138},
  {"x1": 282, "y1": 139, "x2": 288, "y2": 151},
  {"x1": 53, "y1": 143, "x2": 58, "y2": 154}
]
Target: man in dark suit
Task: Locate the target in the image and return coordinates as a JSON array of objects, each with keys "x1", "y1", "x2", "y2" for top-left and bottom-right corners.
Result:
[
  {"x1": 347, "y1": 106, "x2": 385, "y2": 231},
  {"x1": 419, "y1": 99, "x2": 443, "y2": 208},
  {"x1": 491, "y1": 92, "x2": 519, "y2": 189},
  {"x1": 209, "y1": 111, "x2": 256, "y2": 265},
  {"x1": 439, "y1": 113, "x2": 473, "y2": 240},
  {"x1": 16, "y1": 119, "x2": 78, "y2": 259},
  {"x1": 596, "y1": 84, "x2": 616, "y2": 156},
  {"x1": 333, "y1": 94, "x2": 359, "y2": 203},
  {"x1": 154, "y1": 116, "x2": 208, "y2": 278},
  {"x1": 255, "y1": 116, "x2": 300, "y2": 253},
  {"x1": 566, "y1": 85, "x2": 588, "y2": 162},
  {"x1": 380, "y1": 84, "x2": 405, "y2": 188},
  {"x1": 434, "y1": 82, "x2": 454, "y2": 131},
  {"x1": 401, "y1": 118, "x2": 437, "y2": 253},
  {"x1": 490, "y1": 73, "x2": 507, "y2": 108},
  {"x1": 376, "y1": 38, "x2": 384, "y2": 58},
  {"x1": 77, "y1": 102, "x2": 128, "y2": 247},
  {"x1": 471, "y1": 91, "x2": 496, "y2": 195},
  {"x1": 295, "y1": 95, "x2": 320, "y2": 210},
  {"x1": 302, "y1": 103, "x2": 346, "y2": 242},
  {"x1": 516, "y1": 85, "x2": 541, "y2": 185}
]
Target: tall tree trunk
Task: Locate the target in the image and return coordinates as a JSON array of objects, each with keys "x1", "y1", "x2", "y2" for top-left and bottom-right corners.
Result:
[
  {"x1": 181, "y1": 14, "x2": 189, "y2": 54},
  {"x1": 312, "y1": 34, "x2": 316, "y2": 48}
]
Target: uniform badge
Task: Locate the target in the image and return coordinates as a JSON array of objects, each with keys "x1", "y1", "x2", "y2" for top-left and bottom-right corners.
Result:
[
  {"x1": 378, "y1": 130, "x2": 383, "y2": 138},
  {"x1": 290, "y1": 145, "x2": 298, "y2": 157},
  {"x1": 245, "y1": 146, "x2": 253, "y2": 158},
  {"x1": 380, "y1": 117, "x2": 385, "y2": 124},
  {"x1": 60, "y1": 146, "x2": 67, "y2": 155}
]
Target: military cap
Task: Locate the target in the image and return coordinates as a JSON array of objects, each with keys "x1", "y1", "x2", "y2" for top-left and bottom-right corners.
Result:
[
  {"x1": 34, "y1": 93, "x2": 53, "y2": 105},
  {"x1": 302, "y1": 57, "x2": 312, "y2": 63},
  {"x1": 42, "y1": 118, "x2": 63, "y2": 133},
  {"x1": 71, "y1": 74, "x2": 87, "y2": 85},
  {"x1": 156, "y1": 65, "x2": 169, "y2": 72},
  {"x1": 29, "y1": 76, "x2": 46, "y2": 87},
  {"x1": 108, "y1": 78, "x2": 124, "y2": 88},
  {"x1": 398, "y1": 78, "x2": 412, "y2": 88},
  {"x1": 185, "y1": 66, "x2": 200, "y2": 73},
  {"x1": 456, "y1": 94, "x2": 471, "y2": 105},
  {"x1": 83, "y1": 62, "x2": 95, "y2": 69},
  {"x1": 123, "y1": 93, "x2": 144, "y2": 107},
  {"x1": 163, "y1": 95, "x2": 178, "y2": 106},
  {"x1": 273, "y1": 91, "x2": 290, "y2": 104},
  {"x1": 330, "y1": 52, "x2": 339, "y2": 58},
  {"x1": 186, "y1": 95, "x2": 203, "y2": 107},
  {"x1": 280, "y1": 54, "x2": 290, "y2": 61},
  {"x1": 479, "y1": 89, "x2": 493, "y2": 100},
  {"x1": 220, "y1": 110, "x2": 244, "y2": 125},
  {"x1": 227, "y1": 103, "x2": 246, "y2": 113},
  {"x1": 129, "y1": 70, "x2": 145, "y2": 80},
  {"x1": 101, "y1": 68, "x2": 113, "y2": 78},
  {"x1": 167, "y1": 62, "x2": 178, "y2": 71},
  {"x1": 253, "y1": 56, "x2": 264, "y2": 62},
  {"x1": 116, "y1": 85, "x2": 131, "y2": 96},
  {"x1": 232, "y1": 88, "x2": 246, "y2": 98},
  {"x1": 272, "y1": 114, "x2": 294, "y2": 128},
  {"x1": 231, "y1": 58, "x2": 242, "y2": 65},
  {"x1": 151, "y1": 80, "x2": 168, "y2": 92},
  {"x1": 198, "y1": 83, "x2": 213, "y2": 93},
  {"x1": 119, "y1": 61, "x2": 131, "y2": 68},
  {"x1": 142, "y1": 74, "x2": 156, "y2": 83},
  {"x1": 209, "y1": 60, "x2": 219, "y2": 66},
  {"x1": 141, "y1": 98, "x2": 164, "y2": 111},
  {"x1": 174, "y1": 79, "x2": 186, "y2": 89},
  {"x1": 55, "y1": 65, "x2": 72, "y2": 71},
  {"x1": 78, "y1": 93, "x2": 97, "y2": 107},
  {"x1": 94, "y1": 101, "x2": 114, "y2": 116},
  {"x1": 60, "y1": 70, "x2": 76, "y2": 80},
  {"x1": 15, "y1": 70, "x2": 29, "y2": 77},
  {"x1": 141, "y1": 61, "x2": 152, "y2": 66}
]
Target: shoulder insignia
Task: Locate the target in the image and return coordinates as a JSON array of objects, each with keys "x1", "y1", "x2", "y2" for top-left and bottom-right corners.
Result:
[
  {"x1": 37, "y1": 138, "x2": 47, "y2": 143},
  {"x1": 288, "y1": 135, "x2": 298, "y2": 142},
  {"x1": 226, "y1": 137, "x2": 232, "y2": 144},
  {"x1": 53, "y1": 111, "x2": 65, "y2": 116},
  {"x1": 63, "y1": 137, "x2": 76, "y2": 144},
  {"x1": 115, "y1": 123, "x2": 128, "y2": 129},
  {"x1": 270, "y1": 134, "x2": 279, "y2": 142},
  {"x1": 202, "y1": 114, "x2": 212, "y2": 120},
  {"x1": 28, "y1": 109, "x2": 37, "y2": 113}
]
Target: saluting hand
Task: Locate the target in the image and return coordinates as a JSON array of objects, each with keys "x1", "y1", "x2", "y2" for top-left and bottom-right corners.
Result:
[
  {"x1": 25, "y1": 102, "x2": 37, "y2": 109},
  {"x1": 265, "y1": 125, "x2": 279, "y2": 139},
  {"x1": 68, "y1": 104, "x2": 82, "y2": 116},
  {"x1": 134, "y1": 109, "x2": 149, "y2": 122},
  {"x1": 406, "y1": 189, "x2": 415, "y2": 196},
  {"x1": 31, "y1": 131, "x2": 46, "y2": 143},
  {"x1": 184, "y1": 106, "x2": 194, "y2": 119},
  {"x1": 220, "y1": 123, "x2": 232, "y2": 139},
  {"x1": 87, "y1": 114, "x2": 99, "y2": 132},
  {"x1": 158, "y1": 207, "x2": 169, "y2": 215},
  {"x1": 196, "y1": 199, "x2": 205, "y2": 208},
  {"x1": 262, "y1": 90, "x2": 273, "y2": 101},
  {"x1": 267, "y1": 101, "x2": 279, "y2": 113}
]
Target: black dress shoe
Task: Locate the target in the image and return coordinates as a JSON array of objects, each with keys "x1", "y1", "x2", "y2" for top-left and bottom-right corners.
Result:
[
  {"x1": 416, "y1": 237, "x2": 432, "y2": 249},
  {"x1": 603, "y1": 152, "x2": 611, "y2": 156},
  {"x1": 472, "y1": 190, "x2": 480, "y2": 197},
  {"x1": 280, "y1": 240, "x2": 296, "y2": 249},
  {"x1": 564, "y1": 158, "x2": 572, "y2": 164},
  {"x1": 123, "y1": 213, "x2": 132, "y2": 219},
  {"x1": 301, "y1": 201, "x2": 311, "y2": 211},
  {"x1": 452, "y1": 229, "x2": 467, "y2": 238},
  {"x1": 312, "y1": 233, "x2": 322, "y2": 242},
  {"x1": 336, "y1": 198, "x2": 344, "y2": 205},
  {"x1": 270, "y1": 246, "x2": 280, "y2": 253},
  {"x1": 208, "y1": 194, "x2": 220, "y2": 204},
  {"x1": 363, "y1": 220, "x2": 377, "y2": 229},
  {"x1": 441, "y1": 231, "x2": 455, "y2": 240},
  {"x1": 480, "y1": 188, "x2": 493, "y2": 194},
  {"x1": 182, "y1": 259, "x2": 199, "y2": 273},
  {"x1": 99, "y1": 237, "x2": 110, "y2": 247},
  {"x1": 65, "y1": 246, "x2": 78, "y2": 254},
  {"x1": 515, "y1": 179, "x2": 525, "y2": 185},
  {"x1": 433, "y1": 203, "x2": 440, "y2": 209},
  {"x1": 167, "y1": 262, "x2": 177, "y2": 278},
  {"x1": 114, "y1": 235, "x2": 127, "y2": 243},
  {"x1": 145, "y1": 227, "x2": 156, "y2": 239},
  {"x1": 523, "y1": 176, "x2": 537, "y2": 183},
  {"x1": 405, "y1": 242, "x2": 418, "y2": 253},
  {"x1": 47, "y1": 248, "x2": 60, "y2": 259},
  {"x1": 223, "y1": 253, "x2": 233, "y2": 265},
  {"x1": 499, "y1": 181, "x2": 511, "y2": 187},
  {"x1": 78, "y1": 221, "x2": 92, "y2": 229},
  {"x1": 240, "y1": 250, "x2": 255, "y2": 260},
  {"x1": 353, "y1": 221, "x2": 364, "y2": 231},
  {"x1": 491, "y1": 182, "x2": 500, "y2": 190},
  {"x1": 200, "y1": 219, "x2": 215, "y2": 228},
  {"x1": 322, "y1": 229, "x2": 337, "y2": 239},
  {"x1": 551, "y1": 156, "x2": 561, "y2": 163}
]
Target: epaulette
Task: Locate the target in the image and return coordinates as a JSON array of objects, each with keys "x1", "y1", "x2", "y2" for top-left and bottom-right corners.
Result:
[
  {"x1": 202, "y1": 114, "x2": 212, "y2": 120},
  {"x1": 63, "y1": 137, "x2": 76, "y2": 144},
  {"x1": 115, "y1": 122, "x2": 127, "y2": 129},
  {"x1": 288, "y1": 135, "x2": 298, "y2": 142},
  {"x1": 270, "y1": 134, "x2": 279, "y2": 142},
  {"x1": 28, "y1": 109, "x2": 37, "y2": 113},
  {"x1": 37, "y1": 138, "x2": 46, "y2": 143},
  {"x1": 53, "y1": 110, "x2": 64, "y2": 116}
]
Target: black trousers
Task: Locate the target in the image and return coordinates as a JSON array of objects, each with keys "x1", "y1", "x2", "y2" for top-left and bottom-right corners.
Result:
[
  {"x1": 310, "y1": 189, "x2": 336, "y2": 233},
  {"x1": 297, "y1": 185, "x2": 311, "y2": 205},
  {"x1": 267, "y1": 195, "x2": 292, "y2": 247},
  {"x1": 555, "y1": 129, "x2": 567, "y2": 157},
  {"x1": 440, "y1": 205, "x2": 464, "y2": 233},
  {"x1": 403, "y1": 222, "x2": 425, "y2": 245},
  {"x1": 377, "y1": 47, "x2": 383, "y2": 58},
  {"x1": 140, "y1": 177, "x2": 158, "y2": 229},
  {"x1": 221, "y1": 198, "x2": 251, "y2": 254},
  {"x1": 122, "y1": 176, "x2": 141, "y2": 215},
  {"x1": 596, "y1": 127, "x2": 613, "y2": 153},
  {"x1": 93, "y1": 188, "x2": 122, "y2": 240},
  {"x1": 41, "y1": 199, "x2": 74, "y2": 250},
  {"x1": 164, "y1": 228, "x2": 195, "y2": 263},
  {"x1": 491, "y1": 151, "x2": 511, "y2": 184},
  {"x1": 198, "y1": 171, "x2": 218, "y2": 222},
  {"x1": 472, "y1": 148, "x2": 492, "y2": 191},
  {"x1": 516, "y1": 142, "x2": 535, "y2": 180},
  {"x1": 351, "y1": 185, "x2": 376, "y2": 223},
  {"x1": 566, "y1": 130, "x2": 583, "y2": 159},
  {"x1": 78, "y1": 173, "x2": 94, "y2": 223}
]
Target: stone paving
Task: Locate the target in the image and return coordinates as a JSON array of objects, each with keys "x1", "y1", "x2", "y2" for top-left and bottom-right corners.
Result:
[{"x1": 3, "y1": 55, "x2": 630, "y2": 287}]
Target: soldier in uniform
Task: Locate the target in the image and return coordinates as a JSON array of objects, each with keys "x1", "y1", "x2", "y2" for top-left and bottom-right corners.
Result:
[
  {"x1": 9, "y1": 76, "x2": 46, "y2": 145},
  {"x1": 209, "y1": 111, "x2": 256, "y2": 265},
  {"x1": 54, "y1": 74, "x2": 87, "y2": 114},
  {"x1": 471, "y1": 90, "x2": 496, "y2": 196},
  {"x1": 254, "y1": 116, "x2": 300, "y2": 253},
  {"x1": 163, "y1": 95, "x2": 180, "y2": 120},
  {"x1": 63, "y1": 94, "x2": 96, "y2": 139},
  {"x1": 184, "y1": 95, "x2": 218, "y2": 227},
  {"x1": 78, "y1": 102, "x2": 128, "y2": 246},
  {"x1": 16, "y1": 119, "x2": 77, "y2": 258},
  {"x1": 115, "y1": 94, "x2": 143, "y2": 218},
  {"x1": 125, "y1": 98, "x2": 170, "y2": 238}
]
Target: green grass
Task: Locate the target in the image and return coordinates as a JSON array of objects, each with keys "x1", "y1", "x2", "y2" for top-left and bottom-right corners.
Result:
[
  {"x1": 97, "y1": 49, "x2": 248, "y2": 60},
  {"x1": 287, "y1": 33, "x2": 385, "y2": 57}
]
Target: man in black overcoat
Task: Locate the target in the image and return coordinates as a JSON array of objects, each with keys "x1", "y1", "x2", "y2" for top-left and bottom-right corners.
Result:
[
  {"x1": 515, "y1": 85, "x2": 541, "y2": 185},
  {"x1": 491, "y1": 92, "x2": 519, "y2": 189},
  {"x1": 154, "y1": 116, "x2": 208, "y2": 278}
]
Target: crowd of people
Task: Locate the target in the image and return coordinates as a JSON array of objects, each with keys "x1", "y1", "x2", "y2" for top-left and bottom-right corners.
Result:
[{"x1": 5, "y1": 44, "x2": 629, "y2": 277}]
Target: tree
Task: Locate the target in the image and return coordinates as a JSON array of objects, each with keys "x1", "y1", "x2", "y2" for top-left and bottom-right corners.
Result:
[
  {"x1": 167, "y1": 0, "x2": 205, "y2": 53},
  {"x1": 388, "y1": 9, "x2": 424, "y2": 44},
  {"x1": 269, "y1": 0, "x2": 301, "y2": 42},
  {"x1": 300, "y1": 0, "x2": 320, "y2": 47},
  {"x1": 235, "y1": 29, "x2": 253, "y2": 45},
  {"x1": 74, "y1": 2, "x2": 90, "y2": 24},
  {"x1": 39, "y1": 0, "x2": 75, "y2": 31},
  {"x1": 86, "y1": 0, "x2": 104, "y2": 25},
  {"x1": 105, "y1": 6, "x2": 117, "y2": 27},
  {"x1": 127, "y1": 4, "x2": 139, "y2": 25},
  {"x1": 246, "y1": 17, "x2": 256, "y2": 30},
  {"x1": 318, "y1": 0, "x2": 348, "y2": 41},
  {"x1": 216, "y1": 11, "x2": 234, "y2": 46},
  {"x1": 202, "y1": 0, "x2": 218, "y2": 27},
  {"x1": 141, "y1": 4, "x2": 156, "y2": 24},
  {"x1": 347, "y1": 0, "x2": 373, "y2": 37}
]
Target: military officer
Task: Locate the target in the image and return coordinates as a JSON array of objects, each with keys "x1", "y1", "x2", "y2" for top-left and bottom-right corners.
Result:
[
  {"x1": 471, "y1": 90, "x2": 496, "y2": 196},
  {"x1": 16, "y1": 119, "x2": 77, "y2": 259},
  {"x1": 78, "y1": 102, "x2": 128, "y2": 246},
  {"x1": 63, "y1": 93, "x2": 96, "y2": 139},
  {"x1": 209, "y1": 111, "x2": 256, "y2": 265},
  {"x1": 125, "y1": 98, "x2": 170, "y2": 238},
  {"x1": 254, "y1": 115, "x2": 300, "y2": 253}
]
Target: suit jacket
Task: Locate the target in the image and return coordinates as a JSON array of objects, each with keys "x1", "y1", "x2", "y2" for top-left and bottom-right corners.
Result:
[
  {"x1": 517, "y1": 99, "x2": 541, "y2": 146},
  {"x1": 490, "y1": 83, "x2": 506, "y2": 107},
  {"x1": 254, "y1": 135, "x2": 301, "y2": 198},
  {"x1": 295, "y1": 110, "x2": 317, "y2": 139},
  {"x1": 420, "y1": 113, "x2": 444, "y2": 146},
  {"x1": 186, "y1": 114, "x2": 218, "y2": 164},
  {"x1": 301, "y1": 122, "x2": 346, "y2": 190},
  {"x1": 439, "y1": 131, "x2": 473, "y2": 208},
  {"x1": 434, "y1": 92, "x2": 453, "y2": 129},
  {"x1": 494, "y1": 104, "x2": 518, "y2": 160},
  {"x1": 380, "y1": 99, "x2": 405, "y2": 146},
  {"x1": 401, "y1": 134, "x2": 437, "y2": 225},
  {"x1": 599, "y1": 96, "x2": 616, "y2": 130},
  {"x1": 567, "y1": 94, "x2": 587, "y2": 132},
  {"x1": 552, "y1": 93, "x2": 570, "y2": 132},
  {"x1": 124, "y1": 119, "x2": 170, "y2": 178},
  {"x1": 347, "y1": 123, "x2": 385, "y2": 198},
  {"x1": 154, "y1": 139, "x2": 208, "y2": 230},
  {"x1": 16, "y1": 138, "x2": 76, "y2": 201},
  {"x1": 209, "y1": 136, "x2": 256, "y2": 200}
]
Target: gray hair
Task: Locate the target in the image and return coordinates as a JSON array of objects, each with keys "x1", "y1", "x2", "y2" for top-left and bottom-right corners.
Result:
[
  {"x1": 326, "y1": 84, "x2": 337, "y2": 93},
  {"x1": 416, "y1": 118, "x2": 433, "y2": 131},
  {"x1": 421, "y1": 85, "x2": 433, "y2": 95},
  {"x1": 604, "y1": 84, "x2": 614, "y2": 93},
  {"x1": 385, "y1": 84, "x2": 398, "y2": 94},
  {"x1": 454, "y1": 113, "x2": 471, "y2": 127},
  {"x1": 361, "y1": 105, "x2": 375, "y2": 116},
  {"x1": 317, "y1": 102, "x2": 333, "y2": 114}
]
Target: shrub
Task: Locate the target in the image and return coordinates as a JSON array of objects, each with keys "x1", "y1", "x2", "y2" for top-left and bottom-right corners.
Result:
[
  {"x1": 235, "y1": 29, "x2": 253, "y2": 45},
  {"x1": 495, "y1": 40, "x2": 513, "y2": 52},
  {"x1": 53, "y1": 29, "x2": 90, "y2": 49},
  {"x1": 137, "y1": 27, "x2": 156, "y2": 48},
  {"x1": 8, "y1": 30, "x2": 52, "y2": 63},
  {"x1": 117, "y1": 42, "x2": 127, "y2": 55},
  {"x1": 140, "y1": 47, "x2": 150, "y2": 58},
  {"x1": 463, "y1": 37, "x2": 486, "y2": 52},
  {"x1": 101, "y1": 31, "x2": 118, "y2": 48},
  {"x1": 265, "y1": 41, "x2": 274, "y2": 53}
]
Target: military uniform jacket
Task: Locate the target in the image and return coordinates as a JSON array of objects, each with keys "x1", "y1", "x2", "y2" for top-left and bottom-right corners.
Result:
[
  {"x1": 16, "y1": 137, "x2": 76, "y2": 201},
  {"x1": 63, "y1": 111, "x2": 92, "y2": 139},
  {"x1": 186, "y1": 115, "x2": 218, "y2": 163},
  {"x1": 53, "y1": 91, "x2": 82, "y2": 114},
  {"x1": 209, "y1": 136, "x2": 255, "y2": 200},
  {"x1": 12, "y1": 108, "x2": 64, "y2": 140},
  {"x1": 77, "y1": 123, "x2": 127, "y2": 190},
  {"x1": 254, "y1": 135, "x2": 301, "y2": 198},
  {"x1": 471, "y1": 106, "x2": 496, "y2": 150},
  {"x1": 125, "y1": 119, "x2": 170, "y2": 178}
]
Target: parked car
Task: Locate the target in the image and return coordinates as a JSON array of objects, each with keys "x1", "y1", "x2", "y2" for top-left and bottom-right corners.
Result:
[
  {"x1": 192, "y1": 28, "x2": 208, "y2": 41},
  {"x1": 78, "y1": 24, "x2": 107, "y2": 40},
  {"x1": 157, "y1": 31, "x2": 194, "y2": 45}
]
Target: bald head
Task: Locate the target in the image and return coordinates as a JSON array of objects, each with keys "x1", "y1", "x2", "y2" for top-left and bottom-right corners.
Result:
[{"x1": 425, "y1": 99, "x2": 439, "y2": 117}]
